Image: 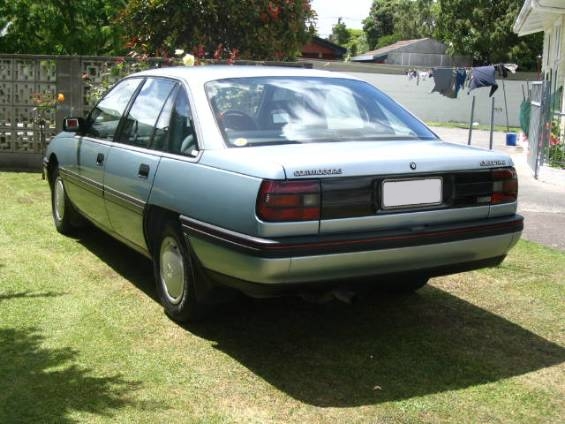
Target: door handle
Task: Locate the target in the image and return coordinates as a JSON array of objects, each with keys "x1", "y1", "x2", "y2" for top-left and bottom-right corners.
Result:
[
  {"x1": 138, "y1": 163, "x2": 150, "y2": 178},
  {"x1": 96, "y1": 153, "x2": 104, "y2": 166}
]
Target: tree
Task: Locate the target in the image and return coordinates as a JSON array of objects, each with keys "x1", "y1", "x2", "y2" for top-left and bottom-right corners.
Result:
[
  {"x1": 361, "y1": 0, "x2": 541, "y2": 70},
  {"x1": 120, "y1": 0, "x2": 317, "y2": 61},
  {"x1": 330, "y1": 18, "x2": 351, "y2": 46},
  {"x1": 0, "y1": 0, "x2": 126, "y2": 55},
  {"x1": 363, "y1": 0, "x2": 395, "y2": 49},
  {"x1": 362, "y1": 0, "x2": 435, "y2": 50},
  {"x1": 346, "y1": 29, "x2": 369, "y2": 58},
  {"x1": 328, "y1": 19, "x2": 370, "y2": 59},
  {"x1": 393, "y1": 0, "x2": 435, "y2": 41},
  {"x1": 434, "y1": 0, "x2": 542, "y2": 69}
]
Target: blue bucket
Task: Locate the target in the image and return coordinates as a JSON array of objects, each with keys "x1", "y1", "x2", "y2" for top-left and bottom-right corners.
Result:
[{"x1": 506, "y1": 133, "x2": 517, "y2": 146}]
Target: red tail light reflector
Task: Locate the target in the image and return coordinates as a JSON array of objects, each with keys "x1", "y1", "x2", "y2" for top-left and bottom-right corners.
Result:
[
  {"x1": 257, "y1": 180, "x2": 321, "y2": 222},
  {"x1": 491, "y1": 167, "x2": 518, "y2": 204}
]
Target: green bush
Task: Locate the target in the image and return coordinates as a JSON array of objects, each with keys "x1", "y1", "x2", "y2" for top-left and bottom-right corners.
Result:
[{"x1": 548, "y1": 143, "x2": 565, "y2": 168}]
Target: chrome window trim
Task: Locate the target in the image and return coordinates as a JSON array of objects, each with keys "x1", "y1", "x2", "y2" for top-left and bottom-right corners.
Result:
[
  {"x1": 117, "y1": 76, "x2": 179, "y2": 149},
  {"x1": 81, "y1": 75, "x2": 205, "y2": 160},
  {"x1": 76, "y1": 134, "x2": 203, "y2": 163},
  {"x1": 83, "y1": 76, "x2": 146, "y2": 142}
]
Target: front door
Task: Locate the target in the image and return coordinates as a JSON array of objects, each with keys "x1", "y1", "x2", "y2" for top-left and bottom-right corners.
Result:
[{"x1": 71, "y1": 78, "x2": 143, "y2": 229}]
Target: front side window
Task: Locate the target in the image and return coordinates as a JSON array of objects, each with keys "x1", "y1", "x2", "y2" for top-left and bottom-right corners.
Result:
[
  {"x1": 205, "y1": 77, "x2": 437, "y2": 147},
  {"x1": 85, "y1": 78, "x2": 142, "y2": 140},
  {"x1": 118, "y1": 78, "x2": 177, "y2": 147}
]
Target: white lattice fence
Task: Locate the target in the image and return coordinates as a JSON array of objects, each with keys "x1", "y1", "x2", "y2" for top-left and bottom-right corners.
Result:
[
  {"x1": 0, "y1": 54, "x2": 136, "y2": 168},
  {"x1": 0, "y1": 57, "x2": 58, "y2": 154}
]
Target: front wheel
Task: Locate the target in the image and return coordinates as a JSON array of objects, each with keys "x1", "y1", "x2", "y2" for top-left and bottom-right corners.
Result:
[
  {"x1": 51, "y1": 168, "x2": 80, "y2": 235},
  {"x1": 153, "y1": 223, "x2": 209, "y2": 322}
]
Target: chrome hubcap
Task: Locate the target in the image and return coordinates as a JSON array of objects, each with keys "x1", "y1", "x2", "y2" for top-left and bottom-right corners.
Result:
[
  {"x1": 54, "y1": 178, "x2": 65, "y2": 222},
  {"x1": 160, "y1": 236, "x2": 185, "y2": 304}
]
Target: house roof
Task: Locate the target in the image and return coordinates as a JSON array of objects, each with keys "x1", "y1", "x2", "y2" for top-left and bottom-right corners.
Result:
[
  {"x1": 305, "y1": 36, "x2": 347, "y2": 55},
  {"x1": 514, "y1": 0, "x2": 565, "y2": 36},
  {"x1": 351, "y1": 38, "x2": 443, "y2": 62}
]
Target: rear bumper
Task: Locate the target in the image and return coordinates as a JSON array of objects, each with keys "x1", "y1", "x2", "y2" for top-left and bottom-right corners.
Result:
[{"x1": 181, "y1": 215, "x2": 523, "y2": 286}]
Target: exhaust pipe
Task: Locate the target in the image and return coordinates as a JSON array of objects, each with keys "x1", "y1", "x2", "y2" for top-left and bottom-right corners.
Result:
[
  {"x1": 300, "y1": 288, "x2": 357, "y2": 305},
  {"x1": 332, "y1": 288, "x2": 357, "y2": 305}
]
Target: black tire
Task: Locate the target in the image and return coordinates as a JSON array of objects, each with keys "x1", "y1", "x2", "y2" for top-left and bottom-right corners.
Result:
[
  {"x1": 153, "y1": 222, "x2": 209, "y2": 322},
  {"x1": 385, "y1": 277, "x2": 429, "y2": 294},
  {"x1": 51, "y1": 168, "x2": 80, "y2": 235}
]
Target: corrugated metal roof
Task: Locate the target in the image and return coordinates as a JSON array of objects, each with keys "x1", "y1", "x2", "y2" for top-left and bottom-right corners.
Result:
[{"x1": 351, "y1": 38, "x2": 436, "y2": 62}]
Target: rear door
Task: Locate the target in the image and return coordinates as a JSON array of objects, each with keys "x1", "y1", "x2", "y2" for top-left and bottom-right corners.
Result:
[
  {"x1": 71, "y1": 78, "x2": 143, "y2": 229},
  {"x1": 103, "y1": 77, "x2": 178, "y2": 252}
]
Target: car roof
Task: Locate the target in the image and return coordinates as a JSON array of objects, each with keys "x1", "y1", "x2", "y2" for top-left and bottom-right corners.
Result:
[{"x1": 131, "y1": 65, "x2": 358, "y2": 85}]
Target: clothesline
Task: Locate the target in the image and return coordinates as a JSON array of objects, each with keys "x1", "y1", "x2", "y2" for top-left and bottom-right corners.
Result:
[
  {"x1": 407, "y1": 63, "x2": 518, "y2": 73},
  {"x1": 430, "y1": 63, "x2": 517, "y2": 72},
  {"x1": 428, "y1": 63, "x2": 518, "y2": 99}
]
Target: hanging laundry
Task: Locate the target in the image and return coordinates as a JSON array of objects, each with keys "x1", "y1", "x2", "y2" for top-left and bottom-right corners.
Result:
[
  {"x1": 407, "y1": 69, "x2": 418, "y2": 80},
  {"x1": 503, "y1": 63, "x2": 518, "y2": 74},
  {"x1": 454, "y1": 69, "x2": 467, "y2": 96},
  {"x1": 496, "y1": 64, "x2": 508, "y2": 78},
  {"x1": 431, "y1": 68, "x2": 457, "y2": 99},
  {"x1": 469, "y1": 66, "x2": 498, "y2": 97}
]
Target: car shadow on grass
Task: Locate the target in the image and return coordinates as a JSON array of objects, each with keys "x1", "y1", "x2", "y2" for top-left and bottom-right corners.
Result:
[
  {"x1": 74, "y1": 228, "x2": 157, "y2": 302},
  {"x1": 0, "y1": 327, "x2": 139, "y2": 423},
  {"x1": 188, "y1": 292, "x2": 565, "y2": 407},
  {"x1": 76, "y1": 227, "x2": 565, "y2": 408}
]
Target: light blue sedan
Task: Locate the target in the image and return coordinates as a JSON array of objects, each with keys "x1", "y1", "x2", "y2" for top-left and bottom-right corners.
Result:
[{"x1": 44, "y1": 66, "x2": 523, "y2": 321}]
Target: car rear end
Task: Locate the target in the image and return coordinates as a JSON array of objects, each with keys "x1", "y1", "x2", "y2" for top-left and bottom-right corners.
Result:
[
  {"x1": 182, "y1": 141, "x2": 521, "y2": 296},
  {"x1": 181, "y1": 70, "x2": 522, "y2": 295}
]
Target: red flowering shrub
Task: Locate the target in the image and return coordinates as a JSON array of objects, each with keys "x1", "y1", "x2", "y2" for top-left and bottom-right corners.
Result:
[{"x1": 120, "y1": 0, "x2": 316, "y2": 61}]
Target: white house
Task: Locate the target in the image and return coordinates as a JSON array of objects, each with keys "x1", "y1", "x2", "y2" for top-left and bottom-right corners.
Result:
[{"x1": 514, "y1": 0, "x2": 565, "y2": 115}]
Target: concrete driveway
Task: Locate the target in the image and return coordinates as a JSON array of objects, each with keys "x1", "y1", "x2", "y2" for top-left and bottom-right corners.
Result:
[{"x1": 430, "y1": 126, "x2": 565, "y2": 251}]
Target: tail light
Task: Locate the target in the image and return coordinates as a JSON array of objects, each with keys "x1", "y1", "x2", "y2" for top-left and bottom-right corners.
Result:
[
  {"x1": 257, "y1": 180, "x2": 321, "y2": 222},
  {"x1": 491, "y1": 167, "x2": 518, "y2": 204}
]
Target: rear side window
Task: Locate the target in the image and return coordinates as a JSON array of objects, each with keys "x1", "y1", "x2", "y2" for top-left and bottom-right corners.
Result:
[
  {"x1": 85, "y1": 78, "x2": 142, "y2": 140},
  {"x1": 150, "y1": 87, "x2": 177, "y2": 152},
  {"x1": 118, "y1": 78, "x2": 177, "y2": 147},
  {"x1": 168, "y1": 89, "x2": 198, "y2": 156}
]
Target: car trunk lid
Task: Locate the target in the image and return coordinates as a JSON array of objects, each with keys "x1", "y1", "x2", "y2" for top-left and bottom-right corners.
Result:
[{"x1": 201, "y1": 139, "x2": 515, "y2": 235}]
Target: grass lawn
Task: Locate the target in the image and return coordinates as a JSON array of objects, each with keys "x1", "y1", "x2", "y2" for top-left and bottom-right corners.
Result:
[{"x1": 1, "y1": 172, "x2": 564, "y2": 423}]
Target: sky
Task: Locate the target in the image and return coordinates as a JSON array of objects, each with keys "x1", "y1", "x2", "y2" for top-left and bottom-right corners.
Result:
[{"x1": 310, "y1": 0, "x2": 373, "y2": 38}]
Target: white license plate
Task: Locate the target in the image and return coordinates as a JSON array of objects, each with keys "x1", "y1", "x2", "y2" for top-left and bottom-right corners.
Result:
[{"x1": 382, "y1": 178, "x2": 442, "y2": 209}]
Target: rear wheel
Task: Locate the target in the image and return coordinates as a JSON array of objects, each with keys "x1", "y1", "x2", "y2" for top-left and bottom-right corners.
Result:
[
  {"x1": 51, "y1": 168, "x2": 80, "y2": 235},
  {"x1": 153, "y1": 222, "x2": 209, "y2": 322}
]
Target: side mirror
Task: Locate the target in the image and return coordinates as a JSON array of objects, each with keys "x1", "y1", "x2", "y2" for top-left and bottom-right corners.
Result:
[{"x1": 63, "y1": 117, "x2": 85, "y2": 132}]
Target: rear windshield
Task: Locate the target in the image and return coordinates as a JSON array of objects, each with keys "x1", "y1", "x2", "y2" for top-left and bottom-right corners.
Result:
[{"x1": 205, "y1": 77, "x2": 437, "y2": 147}]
